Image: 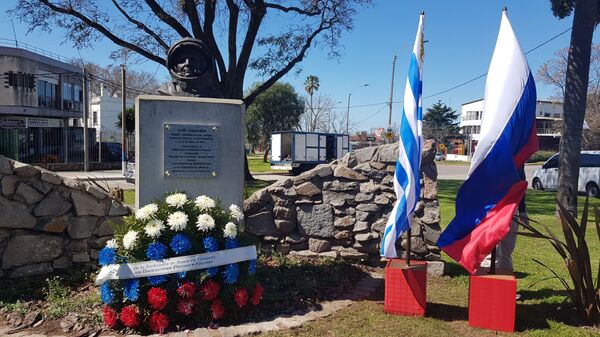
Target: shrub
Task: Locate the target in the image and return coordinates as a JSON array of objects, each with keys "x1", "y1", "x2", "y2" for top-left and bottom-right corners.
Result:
[
  {"x1": 520, "y1": 199, "x2": 600, "y2": 326},
  {"x1": 527, "y1": 150, "x2": 556, "y2": 163}
]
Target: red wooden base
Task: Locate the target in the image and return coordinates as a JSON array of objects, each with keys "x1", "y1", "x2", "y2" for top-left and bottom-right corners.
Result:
[
  {"x1": 468, "y1": 268, "x2": 516, "y2": 332},
  {"x1": 384, "y1": 259, "x2": 427, "y2": 316}
]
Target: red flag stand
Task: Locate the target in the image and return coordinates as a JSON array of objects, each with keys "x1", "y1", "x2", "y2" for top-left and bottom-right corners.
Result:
[
  {"x1": 384, "y1": 259, "x2": 427, "y2": 316},
  {"x1": 468, "y1": 267, "x2": 516, "y2": 332}
]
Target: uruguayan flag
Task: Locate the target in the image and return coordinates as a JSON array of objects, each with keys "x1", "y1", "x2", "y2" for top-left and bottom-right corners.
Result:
[{"x1": 380, "y1": 13, "x2": 425, "y2": 258}]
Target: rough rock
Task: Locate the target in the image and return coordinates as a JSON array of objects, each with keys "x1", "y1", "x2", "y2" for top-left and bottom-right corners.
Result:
[
  {"x1": 353, "y1": 221, "x2": 369, "y2": 233},
  {"x1": 72, "y1": 252, "x2": 91, "y2": 263},
  {"x1": 371, "y1": 218, "x2": 387, "y2": 234},
  {"x1": 354, "y1": 146, "x2": 378, "y2": 163},
  {"x1": 427, "y1": 261, "x2": 445, "y2": 277},
  {"x1": 369, "y1": 161, "x2": 386, "y2": 170},
  {"x1": 333, "y1": 166, "x2": 367, "y2": 181},
  {"x1": 52, "y1": 256, "x2": 72, "y2": 270},
  {"x1": 334, "y1": 230, "x2": 352, "y2": 240},
  {"x1": 284, "y1": 233, "x2": 306, "y2": 244},
  {"x1": 9, "y1": 263, "x2": 53, "y2": 278},
  {"x1": 62, "y1": 178, "x2": 85, "y2": 191},
  {"x1": 40, "y1": 215, "x2": 71, "y2": 233},
  {"x1": 86, "y1": 185, "x2": 107, "y2": 200},
  {"x1": 420, "y1": 201, "x2": 441, "y2": 225},
  {"x1": 295, "y1": 181, "x2": 321, "y2": 197},
  {"x1": 334, "y1": 216, "x2": 355, "y2": 228},
  {"x1": 356, "y1": 203, "x2": 380, "y2": 212},
  {"x1": 355, "y1": 193, "x2": 373, "y2": 203},
  {"x1": 422, "y1": 164, "x2": 438, "y2": 199},
  {"x1": 340, "y1": 153, "x2": 358, "y2": 168},
  {"x1": 359, "y1": 181, "x2": 379, "y2": 193},
  {"x1": 273, "y1": 206, "x2": 295, "y2": 220},
  {"x1": 289, "y1": 250, "x2": 319, "y2": 259},
  {"x1": 0, "y1": 156, "x2": 13, "y2": 175},
  {"x1": 319, "y1": 251, "x2": 339, "y2": 259},
  {"x1": 246, "y1": 211, "x2": 278, "y2": 236},
  {"x1": 15, "y1": 183, "x2": 43, "y2": 205},
  {"x1": 0, "y1": 196, "x2": 36, "y2": 229},
  {"x1": 322, "y1": 191, "x2": 354, "y2": 207},
  {"x1": 66, "y1": 239, "x2": 88, "y2": 253},
  {"x1": 244, "y1": 189, "x2": 273, "y2": 214},
  {"x1": 68, "y1": 216, "x2": 99, "y2": 239},
  {"x1": 401, "y1": 236, "x2": 428, "y2": 254},
  {"x1": 355, "y1": 232, "x2": 379, "y2": 242},
  {"x1": 353, "y1": 162, "x2": 372, "y2": 174},
  {"x1": 423, "y1": 223, "x2": 442, "y2": 244},
  {"x1": 2, "y1": 235, "x2": 63, "y2": 268},
  {"x1": 422, "y1": 139, "x2": 436, "y2": 164},
  {"x1": 324, "y1": 181, "x2": 358, "y2": 192},
  {"x1": 71, "y1": 191, "x2": 106, "y2": 216},
  {"x1": 375, "y1": 144, "x2": 398, "y2": 163},
  {"x1": 308, "y1": 238, "x2": 331, "y2": 253},
  {"x1": 313, "y1": 164, "x2": 333, "y2": 177},
  {"x1": 275, "y1": 242, "x2": 291, "y2": 255},
  {"x1": 297, "y1": 204, "x2": 334, "y2": 237},
  {"x1": 353, "y1": 240, "x2": 379, "y2": 254},
  {"x1": 89, "y1": 236, "x2": 112, "y2": 249},
  {"x1": 356, "y1": 211, "x2": 370, "y2": 222},
  {"x1": 12, "y1": 162, "x2": 39, "y2": 178},
  {"x1": 274, "y1": 220, "x2": 295, "y2": 233},
  {"x1": 108, "y1": 200, "x2": 130, "y2": 216},
  {"x1": 338, "y1": 248, "x2": 368, "y2": 260},
  {"x1": 1, "y1": 175, "x2": 18, "y2": 196},
  {"x1": 40, "y1": 171, "x2": 63, "y2": 185},
  {"x1": 34, "y1": 192, "x2": 72, "y2": 217},
  {"x1": 94, "y1": 217, "x2": 123, "y2": 236},
  {"x1": 374, "y1": 194, "x2": 390, "y2": 205}
]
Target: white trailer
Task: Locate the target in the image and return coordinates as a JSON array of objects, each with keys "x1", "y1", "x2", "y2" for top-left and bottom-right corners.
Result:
[{"x1": 270, "y1": 131, "x2": 350, "y2": 174}]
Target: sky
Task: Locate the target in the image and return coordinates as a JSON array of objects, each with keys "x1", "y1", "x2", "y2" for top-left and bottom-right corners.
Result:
[{"x1": 1, "y1": 0, "x2": 598, "y2": 132}]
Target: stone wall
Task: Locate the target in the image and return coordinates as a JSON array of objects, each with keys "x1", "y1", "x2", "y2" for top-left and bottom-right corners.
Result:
[
  {"x1": 0, "y1": 156, "x2": 131, "y2": 278},
  {"x1": 244, "y1": 141, "x2": 442, "y2": 272}
]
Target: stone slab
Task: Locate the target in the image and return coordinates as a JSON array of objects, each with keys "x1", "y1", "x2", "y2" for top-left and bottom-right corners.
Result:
[{"x1": 136, "y1": 96, "x2": 244, "y2": 209}]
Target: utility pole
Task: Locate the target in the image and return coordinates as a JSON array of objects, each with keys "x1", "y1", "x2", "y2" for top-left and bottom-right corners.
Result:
[
  {"x1": 121, "y1": 64, "x2": 127, "y2": 175},
  {"x1": 387, "y1": 55, "x2": 398, "y2": 142},
  {"x1": 82, "y1": 67, "x2": 89, "y2": 172}
]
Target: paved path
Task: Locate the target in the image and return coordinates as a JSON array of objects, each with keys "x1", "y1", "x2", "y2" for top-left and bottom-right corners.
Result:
[{"x1": 436, "y1": 162, "x2": 540, "y2": 187}]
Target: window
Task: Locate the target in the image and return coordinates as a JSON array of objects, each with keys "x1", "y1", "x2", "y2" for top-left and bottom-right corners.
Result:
[
  {"x1": 581, "y1": 154, "x2": 600, "y2": 168},
  {"x1": 37, "y1": 79, "x2": 58, "y2": 108},
  {"x1": 6, "y1": 72, "x2": 35, "y2": 90},
  {"x1": 543, "y1": 155, "x2": 559, "y2": 169},
  {"x1": 93, "y1": 111, "x2": 98, "y2": 125}
]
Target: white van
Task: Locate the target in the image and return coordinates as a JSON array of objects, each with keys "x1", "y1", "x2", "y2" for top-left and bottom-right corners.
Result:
[{"x1": 532, "y1": 151, "x2": 600, "y2": 197}]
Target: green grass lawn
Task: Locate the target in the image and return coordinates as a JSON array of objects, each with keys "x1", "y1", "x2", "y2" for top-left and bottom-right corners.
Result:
[
  {"x1": 260, "y1": 180, "x2": 600, "y2": 337},
  {"x1": 248, "y1": 154, "x2": 274, "y2": 173}
]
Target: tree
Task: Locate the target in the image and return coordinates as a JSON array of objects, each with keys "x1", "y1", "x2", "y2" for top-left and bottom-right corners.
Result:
[
  {"x1": 303, "y1": 75, "x2": 321, "y2": 131},
  {"x1": 72, "y1": 61, "x2": 161, "y2": 98},
  {"x1": 422, "y1": 100, "x2": 460, "y2": 145},
  {"x1": 299, "y1": 92, "x2": 338, "y2": 132},
  {"x1": 538, "y1": 44, "x2": 600, "y2": 150},
  {"x1": 116, "y1": 107, "x2": 135, "y2": 133},
  {"x1": 11, "y1": 0, "x2": 371, "y2": 181},
  {"x1": 245, "y1": 82, "x2": 304, "y2": 162},
  {"x1": 549, "y1": 0, "x2": 600, "y2": 215}
]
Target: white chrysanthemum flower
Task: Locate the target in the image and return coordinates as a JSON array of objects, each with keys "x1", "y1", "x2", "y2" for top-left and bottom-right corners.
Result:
[
  {"x1": 195, "y1": 195, "x2": 216, "y2": 211},
  {"x1": 167, "y1": 211, "x2": 189, "y2": 231},
  {"x1": 123, "y1": 230, "x2": 138, "y2": 250},
  {"x1": 135, "y1": 203, "x2": 158, "y2": 221},
  {"x1": 144, "y1": 219, "x2": 165, "y2": 239},
  {"x1": 166, "y1": 193, "x2": 188, "y2": 208},
  {"x1": 106, "y1": 238, "x2": 118, "y2": 249},
  {"x1": 229, "y1": 204, "x2": 244, "y2": 221},
  {"x1": 196, "y1": 213, "x2": 216, "y2": 232},
  {"x1": 223, "y1": 222, "x2": 237, "y2": 238}
]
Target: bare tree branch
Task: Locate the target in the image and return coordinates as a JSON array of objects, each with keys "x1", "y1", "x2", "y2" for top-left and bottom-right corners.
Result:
[
  {"x1": 203, "y1": 0, "x2": 227, "y2": 82},
  {"x1": 235, "y1": 0, "x2": 267, "y2": 94},
  {"x1": 38, "y1": 0, "x2": 165, "y2": 65},
  {"x1": 143, "y1": 0, "x2": 192, "y2": 38},
  {"x1": 111, "y1": 0, "x2": 169, "y2": 51},
  {"x1": 183, "y1": 0, "x2": 205, "y2": 40},
  {"x1": 226, "y1": 0, "x2": 240, "y2": 75},
  {"x1": 264, "y1": 2, "x2": 321, "y2": 16}
]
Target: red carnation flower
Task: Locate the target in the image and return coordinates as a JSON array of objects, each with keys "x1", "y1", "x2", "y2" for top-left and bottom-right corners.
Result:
[
  {"x1": 251, "y1": 282, "x2": 264, "y2": 306},
  {"x1": 177, "y1": 298, "x2": 197, "y2": 316},
  {"x1": 147, "y1": 287, "x2": 168, "y2": 310},
  {"x1": 102, "y1": 305, "x2": 118, "y2": 328},
  {"x1": 234, "y1": 288, "x2": 249, "y2": 308},
  {"x1": 148, "y1": 311, "x2": 169, "y2": 334},
  {"x1": 211, "y1": 299, "x2": 225, "y2": 320},
  {"x1": 120, "y1": 304, "x2": 140, "y2": 328},
  {"x1": 177, "y1": 282, "x2": 197, "y2": 299},
  {"x1": 201, "y1": 280, "x2": 220, "y2": 301}
]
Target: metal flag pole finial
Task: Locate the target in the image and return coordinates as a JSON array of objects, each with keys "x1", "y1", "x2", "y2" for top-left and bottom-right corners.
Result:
[
  {"x1": 503, "y1": 6, "x2": 507, "y2": 12},
  {"x1": 421, "y1": 10, "x2": 425, "y2": 15}
]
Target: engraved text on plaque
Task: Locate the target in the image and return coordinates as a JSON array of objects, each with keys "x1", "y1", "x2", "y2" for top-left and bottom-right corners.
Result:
[{"x1": 164, "y1": 124, "x2": 219, "y2": 178}]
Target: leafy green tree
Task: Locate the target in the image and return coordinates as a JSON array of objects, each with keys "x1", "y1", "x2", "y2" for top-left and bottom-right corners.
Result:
[
  {"x1": 422, "y1": 100, "x2": 460, "y2": 145},
  {"x1": 549, "y1": 0, "x2": 600, "y2": 215},
  {"x1": 116, "y1": 107, "x2": 135, "y2": 134},
  {"x1": 246, "y1": 82, "x2": 304, "y2": 162}
]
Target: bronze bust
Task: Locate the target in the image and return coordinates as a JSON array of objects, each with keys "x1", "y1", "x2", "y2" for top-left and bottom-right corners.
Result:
[{"x1": 158, "y1": 38, "x2": 223, "y2": 98}]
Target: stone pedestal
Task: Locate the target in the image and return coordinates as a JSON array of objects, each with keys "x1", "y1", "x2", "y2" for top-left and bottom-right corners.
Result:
[
  {"x1": 468, "y1": 268, "x2": 516, "y2": 332},
  {"x1": 135, "y1": 96, "x2": 245, "y2": 209}
]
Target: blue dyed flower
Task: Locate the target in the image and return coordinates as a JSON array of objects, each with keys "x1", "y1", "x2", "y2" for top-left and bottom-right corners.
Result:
[
  {"x1": 170, "y1": 234, "x2": 192, "y2": 255},
  {"x1": 248, "y1": 259, "x2": 256, "y2": 276},
  {"x1": 177, "y1": 271, "x2": 187, "y2": 279},
  {"x1": 100, "y1": 282, "x2": 114, "y2": 304},
  {"x1": 207, "y1": 267, "x2": 218, "y2": 277},
  {"x1": 123, "y1": 279, "x2": 139, "y2": 301},
  {"x1": 203, "y1": 236, "x2": 219, "y2": 252},
  {"x1": 222, "y1": 264, "x2": 239, "y2": 284},
  {"x1": 148, "y1": 275, "x2": 167, "y2": 286},
  {"x1": 146, "y1": 241, "x2": 168, "y2": 260},
  {"x1": 98, "y1": 247, "x2": 116, "y2": 266},
  {"x1": 225, "y1": 238, "x2": 239, "y2": 249}
]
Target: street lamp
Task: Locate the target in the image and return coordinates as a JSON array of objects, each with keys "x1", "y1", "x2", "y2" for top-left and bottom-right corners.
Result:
[{"x1": 346, "y1": 83, "x2": 369, "y2": 134}]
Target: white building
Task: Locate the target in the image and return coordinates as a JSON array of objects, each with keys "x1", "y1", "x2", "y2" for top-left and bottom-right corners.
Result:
[
  {"x1": 89, "y1": 84, "x2": 134, "y2": 143},
  {"x1": 460, "y1": 99, "x2": 563, "y2": 156}
]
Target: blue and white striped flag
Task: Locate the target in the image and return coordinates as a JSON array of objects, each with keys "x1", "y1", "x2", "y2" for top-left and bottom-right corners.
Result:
[{"x1": 381, "y1": 13, "x2": 425, "y2": 258}]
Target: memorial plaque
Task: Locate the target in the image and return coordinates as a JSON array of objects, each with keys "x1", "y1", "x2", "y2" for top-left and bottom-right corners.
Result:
[{"x1": 163, "y1": 123, "x2": 219, "y2": 177}]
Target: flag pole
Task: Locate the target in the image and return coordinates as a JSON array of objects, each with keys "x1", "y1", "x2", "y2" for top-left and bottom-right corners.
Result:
[
  {"x1": 490, "y1": 246, "x2": 497, "y2": 274},
  {"x1": 407, "y1": 228, "x2": 412, "y2": 266}
]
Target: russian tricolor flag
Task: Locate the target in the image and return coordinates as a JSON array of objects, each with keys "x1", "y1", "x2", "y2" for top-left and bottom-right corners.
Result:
[{"x1": 437, "y1": 10, "x2": 538, "y2": 274}]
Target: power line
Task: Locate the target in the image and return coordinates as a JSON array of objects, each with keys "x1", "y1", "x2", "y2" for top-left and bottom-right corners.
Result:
[{"x1": 356, "y1": 104, "x2": 390, "y2": 124}]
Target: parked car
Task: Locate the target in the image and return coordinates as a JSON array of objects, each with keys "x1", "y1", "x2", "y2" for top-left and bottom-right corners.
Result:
[
  {"x1": 434, "y1": 152, "x2": 445, "y2": 161},
  {"x1": 532, "y1": 151, "x2": 600, "y2": 197},
  {"x1": 94, "y1": 142, "x2": 122, "y2": 162},
  {"x1": 125, "y1": 157, "x2": 135, "y2": 184}
]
